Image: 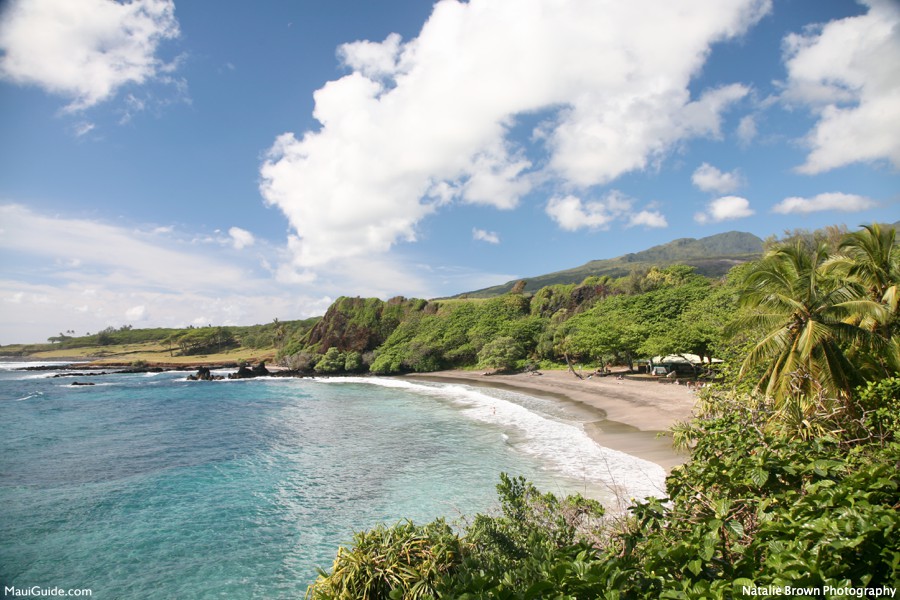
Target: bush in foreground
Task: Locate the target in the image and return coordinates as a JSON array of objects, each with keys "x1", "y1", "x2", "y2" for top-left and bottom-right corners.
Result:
[{"x1": 307, "y1": 382, "x2": 900, "y2": 599}]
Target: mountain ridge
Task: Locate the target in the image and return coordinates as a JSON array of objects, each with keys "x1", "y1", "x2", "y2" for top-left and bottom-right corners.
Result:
[{"x1": 454, "y1": 230, "x2": 765, "y2": 298}]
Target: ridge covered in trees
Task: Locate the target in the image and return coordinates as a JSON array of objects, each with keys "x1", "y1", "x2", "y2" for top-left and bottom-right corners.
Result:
[{"x1": 276, "y1": 263, "x2": 732, "y2": 376}]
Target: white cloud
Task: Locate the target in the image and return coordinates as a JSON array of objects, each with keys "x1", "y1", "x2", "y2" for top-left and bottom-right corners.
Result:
[
  {"x1": 0, "y1": 277, "x2": 335, "y2": 345},
  {"x1": 0, "y1": 204, "x2": 250, "y2": 292},
  {"x1": 781, "y1": 0, "x2": 900, "y2": 173},
  {"x1": 338, "y1": 32, "x2": 404, "y2": 80},
  {"x1": 228, "y1": 226, "x2": 255, "y2": 250},
  {"x1": 546, "y1": 190, "x2": 663, "y2": 231},
  {"x1": 0, "y1": 204, "x2": 348, "y2": 344},
  {"x1": 550, "y1": 83, "x2": 751, "y2": 188},
  {"x1": 691, "y1": 163, "x2": 744, "y2": 194},
  {"x1": 0, "y1": 0, "x2": 180, "y2": 111},
  {"x1": 546, "y1": 195, "x2": 612, "y2": 232},
  {"x1": 771, "y1": 192, "x2": 877, "y2": 214},
  {"x1": 260, "y1": 0, "x2": 770, "y2": 269},
  {"x1": 628, "y1": 211, "x2": 668, "y2": 229},
  {"x1": 125, "y1": 305, "x2": 147, "y2": 321},
  {"x1": 694, "y1": 196, "x2": 754, "y2": 224},
  {"x1": 273, "y1": 249, "x2": 436, "y2": 300},
  {"x1": 736, "y1": 114, "x2": 757, "y2": 145},
  {"x1": 73, "y1": 121, "x2": 95, "y2": 137},
  {"x1": 460, "y1": 142, "x2": 532, "y2": 209},
  {"x1": 472, "y1": 228, "x2": 500, "y2": 244}
]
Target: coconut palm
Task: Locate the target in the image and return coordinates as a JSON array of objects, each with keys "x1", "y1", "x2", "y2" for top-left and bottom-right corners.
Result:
[
  {"x1": 828, "y1": 223, "x2": 900, "y2": 375},
  {"x1": 835, "y1": 224, "x2": 899, "y2": 327},
  {"x1": 732, "y1": 241, "x2": 885, "y2": 405}
]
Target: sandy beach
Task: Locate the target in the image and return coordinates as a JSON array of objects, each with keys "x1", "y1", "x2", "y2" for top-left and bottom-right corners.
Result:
[{"x1": 407, "y1": 369, "x2": 698, "y2": 471}]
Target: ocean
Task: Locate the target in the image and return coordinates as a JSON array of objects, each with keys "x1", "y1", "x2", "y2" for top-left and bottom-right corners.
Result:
[{"x1": 0, "y1": 362, "x2": 665, "y2": 599}]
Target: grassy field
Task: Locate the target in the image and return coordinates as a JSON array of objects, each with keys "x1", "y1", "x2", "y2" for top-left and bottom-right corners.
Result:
[{"x1": 9, "y1": 341, "x2": 275, "y2": 367}]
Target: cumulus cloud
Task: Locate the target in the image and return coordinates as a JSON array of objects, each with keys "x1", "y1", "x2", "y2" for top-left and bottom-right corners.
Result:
[
  {"x1": 0, "y1": 0, "x2": 180, "y2": 111},
  {"x1": 547, "y1": 195, "x2": 613, "y2": 231},
  {"x1": 691, "y1": 162, "x2": 744, "y2": 194},
  {"x1": 771, "y1": 192, "x2": 877, "y2": 214},
  {"x1": 780, "y1": 0, "x2": 900, "y2": 173},
  {"x1": 694, "y1": 196, "x2": 754, "y2": 224},
  {"x1": 338, "y1": 32, "x2": 404, "y2": 80},
  {"x1": 628, "y1": 211, "x2": 668, "y2": 229},
  {"x1": 473, "y1": 228, "x2": 500, "y2": 244},
  {"x1": 228, "y1": 226, "x2": 255, "y2": 250},
  {"x1": 546, "y1": 190, "x2": 664, "y2": 231},
  {"x1": 260, "y1": 0, "x2": 770, "y2": 269}
]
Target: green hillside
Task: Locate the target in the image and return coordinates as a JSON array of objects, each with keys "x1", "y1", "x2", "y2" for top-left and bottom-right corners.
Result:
[{"x1": 454, "y1": 230, "x2": 764, "y2": 298}]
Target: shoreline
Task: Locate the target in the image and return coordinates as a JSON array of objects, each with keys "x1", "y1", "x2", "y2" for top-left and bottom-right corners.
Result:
[
  {"x1": 406, "y1": 369, "x2": 697, "y2": 472},
  {"x1": 3, "y1": 357, "x2": 697, "y2": 472}
]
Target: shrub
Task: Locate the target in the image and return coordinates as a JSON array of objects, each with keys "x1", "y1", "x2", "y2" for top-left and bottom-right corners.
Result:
[
  {"x1": 476, "y1": 336, "x2": 524, "y2": 372},
  {"x1": 306, "y1": 520, "x2": 461, "y2": 600},
  {"x1": 314, "y1": 348, "x2": 345, "y2": 374}
]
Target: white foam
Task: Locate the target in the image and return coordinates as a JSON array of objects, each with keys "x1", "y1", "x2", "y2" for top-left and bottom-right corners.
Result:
[
  {"x1": 20, "y1": 372, "x2": 63, "y2": 380},
  {"x1": 313, "y1": 376, "x2": 667, "y2": 505},
  {"x1": 0, "y1": 360, "x2": 87, "y2": 371}
]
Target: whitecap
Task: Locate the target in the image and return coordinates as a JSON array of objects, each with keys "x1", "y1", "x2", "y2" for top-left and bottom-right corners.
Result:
[
  {"x1": 313, "y1": 376, "x2": 667, "y2": 507},
  {"x1": 0, "y1": 360, "x2": 87, "y2": 371}
]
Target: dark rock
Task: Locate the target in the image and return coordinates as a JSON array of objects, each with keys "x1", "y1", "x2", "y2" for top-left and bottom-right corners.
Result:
[
  {"x1": 53, "y1": 371, "x2": 110, "y2": 378},
  {"x1": 270, "y1": 369, "x2": 303, "y2": 378},
  {"x1": 229, "y1": 365, "x2": 254, "y2": 379},
  {"x1": 187, "y1": 366, "x2": 222, "y2": 381},
  {"x1": 117, "y1": 366, "x2": 165, "y2": 374},
  {"x1": 228, "y1": 362, "x2": 271, "y2": 379},
  {"x1": 70, "y1": 381, "x2": 95, "y2": 386},
  {"x1": 251, "y1": 361, "x2": 270, "y2": 376}
]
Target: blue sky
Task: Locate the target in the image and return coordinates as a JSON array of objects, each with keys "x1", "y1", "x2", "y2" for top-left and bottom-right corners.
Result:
[{"x1": 0, "y1": 0, "x2": 898, "y2": 344}]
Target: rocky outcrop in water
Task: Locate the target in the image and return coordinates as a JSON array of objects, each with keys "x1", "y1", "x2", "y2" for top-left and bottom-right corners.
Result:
[
  {"x1": 228, "y1": 362, "x2": 271, "y2": 379},
  {"x1": 187, "y1": 366, "x2": 222, "y2": 381}
]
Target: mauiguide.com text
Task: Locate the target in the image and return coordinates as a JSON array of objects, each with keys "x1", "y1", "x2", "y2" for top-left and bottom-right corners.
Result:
[{"x1": 4, "y1": 587, "x2": 92, "y2": 597}]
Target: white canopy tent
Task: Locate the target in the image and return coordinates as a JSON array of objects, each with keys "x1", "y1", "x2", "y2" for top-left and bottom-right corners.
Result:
[{"x1": 651, "y1": 354, "x2": 723, "y2": 365}]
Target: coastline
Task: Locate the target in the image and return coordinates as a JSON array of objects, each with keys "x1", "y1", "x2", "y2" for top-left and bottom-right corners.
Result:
[{"x1": 406, "y1": 369, "x2": 697, "y2": 472}]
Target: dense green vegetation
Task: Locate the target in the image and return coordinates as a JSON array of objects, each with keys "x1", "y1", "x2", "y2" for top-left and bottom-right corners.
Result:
[
  {"x1": 279, "y1": 265, "x2": 738, "y2": 375},
  {"x1": 275, "y1": 263, "x2": 736, "y2": 377},
  {"x1": 305, "y1": 223, "x2": 900, "y2": 598}
]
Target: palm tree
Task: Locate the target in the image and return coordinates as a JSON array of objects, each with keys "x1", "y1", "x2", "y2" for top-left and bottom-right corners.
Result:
[
  {"x1": 731, "y1": 241, "x2": 885, "y2": 405},
  {"x1": 272, "y1": 318, "x2": 287, "y2": 350},
  {"x1": 835, "y1": 224, "x2": 899, "y2": 326},
  {"x1": 828, "y1": 223, "x2": 900, "y2": 375}
]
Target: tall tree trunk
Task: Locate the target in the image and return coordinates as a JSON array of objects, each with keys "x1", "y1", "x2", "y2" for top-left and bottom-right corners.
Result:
[{"x1": 563, "y1": 352, "x2": 583, "y2": 379}]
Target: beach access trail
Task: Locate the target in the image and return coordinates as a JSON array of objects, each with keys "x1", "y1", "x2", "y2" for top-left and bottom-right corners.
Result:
[{"x1": 406, "y1": 369, "x2": 698, "y2": 471}]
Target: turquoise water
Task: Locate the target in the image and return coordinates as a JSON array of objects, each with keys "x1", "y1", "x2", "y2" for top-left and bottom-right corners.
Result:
[{"x1": 0, "y1": 363, "x2": 664, "y2": 599}]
